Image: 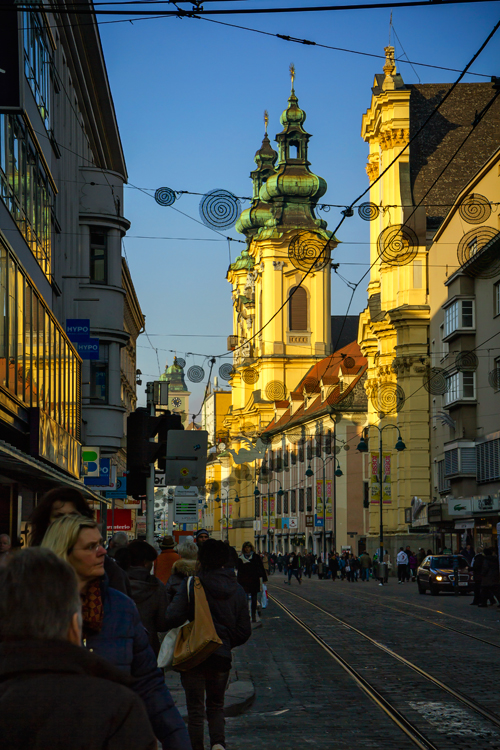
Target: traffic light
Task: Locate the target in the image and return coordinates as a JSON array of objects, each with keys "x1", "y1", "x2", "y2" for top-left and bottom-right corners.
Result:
[{"x1": 126, "y1": 408, "x2": 184, "y2": 498}]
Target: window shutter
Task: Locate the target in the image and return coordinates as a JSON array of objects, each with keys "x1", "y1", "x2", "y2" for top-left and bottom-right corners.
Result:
[{"x1": 289, "y1": 287, "x2": 308, "y2": 330}]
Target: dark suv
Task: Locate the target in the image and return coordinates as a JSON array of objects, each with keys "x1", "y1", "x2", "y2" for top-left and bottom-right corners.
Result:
[{"x1": 417, "y1": 555, "x2": 473, "y2": 595}]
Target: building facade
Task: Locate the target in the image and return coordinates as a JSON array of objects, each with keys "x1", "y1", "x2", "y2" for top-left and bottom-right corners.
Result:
[
  {"x1": 358, "y1": 46, "x2": 500, "y2": 555},
  {"x1": 0, "y1": 1, "x2": 141, "y2": 541}
]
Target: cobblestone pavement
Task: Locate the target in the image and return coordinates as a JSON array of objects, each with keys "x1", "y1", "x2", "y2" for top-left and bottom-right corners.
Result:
[{"x1": 224, "y1": 576, "x2": 500, "y2": 750}]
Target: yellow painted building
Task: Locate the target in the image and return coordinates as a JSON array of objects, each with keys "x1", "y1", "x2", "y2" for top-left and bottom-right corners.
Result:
[
  {"x1": 358, "y1": 46, "x2": 500, "y2": 554},
  {"x1": 214, "y1": 75, "x2": 338, "y2": 549}
]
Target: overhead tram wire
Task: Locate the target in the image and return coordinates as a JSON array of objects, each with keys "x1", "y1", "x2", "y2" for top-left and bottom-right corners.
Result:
[{"x1": 215, "y1": 15, "x2": 500, "y2": 361}]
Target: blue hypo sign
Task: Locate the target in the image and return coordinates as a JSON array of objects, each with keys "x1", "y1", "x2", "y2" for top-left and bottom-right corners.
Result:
[
  {"x1": 66, "y1": 319, "x2": 90, "y2": 342},
  {"x1": 77, "y1": 339, "x2": 100, "y2": 360}
]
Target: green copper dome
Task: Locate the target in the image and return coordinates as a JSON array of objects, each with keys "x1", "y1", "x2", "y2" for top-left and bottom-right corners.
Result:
[
  {"x1": 229, "y1": 248, "x2": 255, "y2": 272},
  {"x1": 235, "y1": 129, "x2": 277, "y2": 237},
  {"x1": 159, "y1": 357, "x2": 188, "y2": 392}
]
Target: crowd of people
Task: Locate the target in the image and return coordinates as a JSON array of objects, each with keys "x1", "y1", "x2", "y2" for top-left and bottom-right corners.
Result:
[{"x1": 0, "y1": 492, "x2": 254, "y2": 750}]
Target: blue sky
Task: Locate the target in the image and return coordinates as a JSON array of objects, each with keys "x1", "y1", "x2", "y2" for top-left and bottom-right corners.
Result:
[{"x1": 98, "y1": 1, "x2": 500, "y2": 415}]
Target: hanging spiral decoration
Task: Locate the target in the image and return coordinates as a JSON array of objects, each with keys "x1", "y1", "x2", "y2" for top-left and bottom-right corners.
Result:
[
  {"x1": 199, "y1": 189, "x2": 241, "y2": 229},
  {"x1": 242, "y1": 367, "x2": 259, "y2": 385},
  {"x1": 370, "y1": 382, "x2": 405, "y2": 415},
  {"x1": 457, "y1": 227, "x2": 500, "y2": 278},
  {"x1": 358, "y1": 202, "x2": 380, "y2": 221},
  {"x1": 154, "y1": 187, "x2": 176, "y2": 207},
  {"x1": 175, "y1": 357, "x2": 186, "y2": 369},
  {"x1": 488, "y1": 368, "x2": 500, "y2": 390},
  {"x1": 187, "y1": 365, "x2": 205, "y2": 383},
  {"x1": 218, "y1": 363, "x2": 235, "y2": 381},
  {"x1": 343, "y1": 356, "x2": 356, "y2": 370},
  {"x1": 335, "y1": 445, "x2": 342, "y2": 454},
  {"x1": 423, "y1": 367, "x2": 449, "y2": 396},
  {"x1": 377, "y1": 224, "x2": 419, "y2": 266},
  {"x1": 455, "y1": 351, "x2": 479, "y2": 372},
  {"x1": 343, "y1": 444, "x2": 350, "y2": 451},
  {"x1": 458, "y1": 193, "x2": 491, "y2": 225},
  {"x1": 288, "y1": 232, "x2": 333, "y2": 273},
  {"x1": 265, "y1": 381, "x2": 287, "y2": 402},
  {"x1": 285, "y1": 431, "x2": 304, "y2": 445}
]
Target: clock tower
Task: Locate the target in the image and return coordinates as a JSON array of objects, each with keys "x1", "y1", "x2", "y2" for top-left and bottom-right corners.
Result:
[{"x1": 159, "y1": 358, "x2": 191, "y2": 428}]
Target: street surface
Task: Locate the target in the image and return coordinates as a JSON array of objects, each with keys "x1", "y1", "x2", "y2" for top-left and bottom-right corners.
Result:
[{"x1": 225, "y1": 577, "x2": 500, "y2": 750}]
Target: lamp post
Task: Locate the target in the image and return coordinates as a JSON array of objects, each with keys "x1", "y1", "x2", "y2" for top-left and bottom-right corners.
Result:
[
  {"x1": 357, "y1": 424, "x2": 406, "y2": 572},
  {"x1": 254, "y1": 479, "x2": 284, "y2": 554},
  {"x1": 306, "y1": 455, "x2": 343, "y2": 566},
  {"x1": 215, "y1": 489, "x2": 239, "y2": 542}
]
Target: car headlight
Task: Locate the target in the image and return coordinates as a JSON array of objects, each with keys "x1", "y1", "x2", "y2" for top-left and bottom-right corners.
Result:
[{"x1": 436, "y1": 575, "x2": 443, "y2": 581}]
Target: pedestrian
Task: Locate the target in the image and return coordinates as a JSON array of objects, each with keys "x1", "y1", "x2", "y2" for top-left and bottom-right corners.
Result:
[
  {"x1": 409, "y1": 552, "x2": 418, "y2": 581},
  {"x1": 471, "y1": 546, "x2": 484, "y2": 605},
  {"x1": 288, "y1": 551, "x2": 302, "y2": 585},
  {"x1": 359, "y1": 551, "x2": 372, "y2": 582},
  {"x1": 329, "y1": 552, "x2": 339, "y2": 581},
  {"x1": 460, "y1": 543, "x2": 475, "y2": 566},
  {"x1": 317, "y1": 554, "x2": 324, "y2": 579},
  {"x1": 41, "y1": 515, "x2": 191, "y2": 750},
  {"x1": 0, "y1": 547, "x2": 157, "y2": 750},
  {"x1": 107, "y1": 531, "x2": 129, "y2": 558},
  {"x1": 383, "y1": 550, "x2": 390, "y2": 583},
  {"x1": 0, "y1": 534, "x2": 11, "y2": 568},
  {"x1": 404, "y1": 546, "x2": 413, "y2": 582},
  {"x1": 127, "y1": 540, "x2": 169, "y2": 656},
  {"x1": 165, "y1": 539, "x2": 252, "y2": 750},
  {"x1": 29, "y1": 487, "x2": 130, "y2": 596},
  {"x1": 195, "y1": 528, "x2": 210, "y2": 548},
  {"x1": 397, "y1": 547, "x2": 408, "y2": 584},
  {"x1": 166, "y1": 541, "x2": 199, "y2": 605},
  {"x1": 478, "y1": 547, "x2": 500, "y2": 608},
  {"x1": 154, "y1": 535, "x2": 180, "y2": 585},
  {"x1": 237, "y1": 541, "x2": 267, "y2": 622},
  {"x1": 417, "y1": 548, "x2": 426, "y2": 566},
  {"x1": 262, "y1": 551, "x2": 270, "y2": 576}
]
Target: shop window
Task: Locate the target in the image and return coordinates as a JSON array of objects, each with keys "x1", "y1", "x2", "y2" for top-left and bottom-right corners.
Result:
[{"x1": 23, "y1": 12, "x2": 52, "y2": 130}]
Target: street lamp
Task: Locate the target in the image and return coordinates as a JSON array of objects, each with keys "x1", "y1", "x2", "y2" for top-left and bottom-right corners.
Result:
[
  {"x1": 357, "y1": 424, "x2": 406, "y2": 572},
  {"x1": 215, "y1": 489, "x2": 240, "y2": 542},
  {"x1": 306, "y1": 453, "x2": 343, "y2": 565},
  {"x1": 254, "y1": 479, "x2": 284, "y2": 554}
]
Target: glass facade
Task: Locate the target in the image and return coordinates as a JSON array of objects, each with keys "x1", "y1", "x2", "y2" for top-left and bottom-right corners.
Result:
[
  {"x1": 0, "y1": 237, "x2": 81, "y2": 439},
  {"x1": 23, "y1": 12, "x2": 51, "y2": 131},
  {"x1": 0, "y1": 114, "x2": 53, "y2": 278}
]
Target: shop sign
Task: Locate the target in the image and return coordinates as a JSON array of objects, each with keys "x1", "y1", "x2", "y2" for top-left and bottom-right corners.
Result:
[
  {"x1": 428, "y1": 503, "x2": 443, "y2": 523},
  {"x1": 471, "y1": 496, "x2": 500, "y2": 513},
  {"x1": 447, "y1": 498, "x2": 472, "y2": 516},
  {"x1": 32, "y1": 410, "x2": 81, "y2": 478},
  {"x1": 97, "y1": 509, "x2": 133, "y2": 532},
  {"x1": 306, "y1": 515, "x2": 314, "y2": 528},
  {"x1": 288, "y1": 517, "x2": 298, "y2": 529}
]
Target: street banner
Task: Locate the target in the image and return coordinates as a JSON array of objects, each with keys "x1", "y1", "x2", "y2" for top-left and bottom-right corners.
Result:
[
  {"x1": 315, "y1": 480, "x2": 323, "y2": 517},
  {"x1": 262, "y1": 498, "x2": 268, "y2": 530},
  {"x1": 270, "y1": 495, "x2": 276, "y2": 529},
  {"x1": 229, "y1": 504, "x2": 233, "y2": 529},
  {"x1": 370, "y1": 452, "x2": 392, "y2": 504},
  {"x1": 325, "y1": 479, "x2": 333, "y2": 519}
]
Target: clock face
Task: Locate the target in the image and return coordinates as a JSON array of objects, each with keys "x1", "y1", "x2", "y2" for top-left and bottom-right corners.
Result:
[{"x1": 172, "y1": 397, "x2": 182, "y2": 408}]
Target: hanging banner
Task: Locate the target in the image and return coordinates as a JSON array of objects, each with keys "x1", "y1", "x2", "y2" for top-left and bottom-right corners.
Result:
[
  {"x1": 325, "y1": 479, "x2": 333, "y2": 520},
  {"x1": 229, "y1": 503, "x2": 233, "y2": 529},
  {"x1": 262, "y1": 498, "x2": 268, "y2": 530},
  {"x1": 315, "y1": 480, "x2": 323, "y2": 518},
  {"x1": 370, "y1": 452, "x2": 392, "y2": 504},
  {"x1": 269, "y1": 495, "x2": 276, "y2": 529}
]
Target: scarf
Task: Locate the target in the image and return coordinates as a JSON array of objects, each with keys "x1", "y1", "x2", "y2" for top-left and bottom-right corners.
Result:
[{"x1": 81, "y1": 579, "x2": 104, "y2": 632}]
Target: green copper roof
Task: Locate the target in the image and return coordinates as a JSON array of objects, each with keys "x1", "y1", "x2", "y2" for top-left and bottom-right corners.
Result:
[
  {"x1": 229, "y1": 248, "x2": 254, "y2": 272},
  {"x1": 159, "y1": 357, "x2": 189, "y2": 392}
]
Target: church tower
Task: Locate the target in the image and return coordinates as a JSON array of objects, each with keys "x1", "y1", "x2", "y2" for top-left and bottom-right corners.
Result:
[
  {"x1": 224, "y1": 70, "x2": 337, "y2": 467},
  {"x1": 159, "y1": 358, "x2": 191, "y2": 428}
]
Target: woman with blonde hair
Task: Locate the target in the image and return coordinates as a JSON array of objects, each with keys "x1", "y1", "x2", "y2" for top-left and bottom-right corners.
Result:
[{"x1": 41, "y1": 514, "x2": 191, "y2": 750}]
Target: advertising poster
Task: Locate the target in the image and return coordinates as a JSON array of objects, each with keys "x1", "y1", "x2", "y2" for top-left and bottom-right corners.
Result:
[
  {"x1": 229, "y1": 503, "x2": 233, "y2": 529},
  {"x1": 269, "y1": 495, "x2": 276, "y2": 529},
  {"x1": 325, "y1": 479, "x2": 333, "y2": 519},
  {"x1": 315, "y1": 480, "x2": 323, "y2": 518},
  {"x1": 370, "y1": 452, "x2": 392, "y2": 505},
  {"x1": 262, "y1": 498, "x2": 268, "y2": 529}
]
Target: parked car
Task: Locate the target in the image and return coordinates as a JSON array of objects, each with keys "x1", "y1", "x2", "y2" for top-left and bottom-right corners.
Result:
[{"x1": 417, "y1": 555, "x2": 473, "y2": 595}]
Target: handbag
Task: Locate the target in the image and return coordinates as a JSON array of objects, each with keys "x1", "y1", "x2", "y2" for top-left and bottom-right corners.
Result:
[
  {"x1": 157, "y1": 578, "x2": 192, "y2": 670},
  {"x1": 172, "y1": 576, "x2": 223, "y2": 672}
]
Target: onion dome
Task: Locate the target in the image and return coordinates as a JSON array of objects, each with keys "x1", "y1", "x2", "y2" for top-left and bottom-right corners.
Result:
[
  {"x1": 236, "y1": 112, "x2": 278, "y2": 238},
  {"x1": 160, "y1": 358, "x2": 188, "y2": 391}
]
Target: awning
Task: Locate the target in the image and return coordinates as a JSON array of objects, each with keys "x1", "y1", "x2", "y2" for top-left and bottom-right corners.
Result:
[{"x1": 0, "y1": 439, "x2": 107, "y2": 504}]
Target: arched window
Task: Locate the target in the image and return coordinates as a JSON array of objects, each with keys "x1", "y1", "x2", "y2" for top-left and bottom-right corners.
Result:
[{"x1": 289, "y1": 286, "x2": 308, "y2": 330}]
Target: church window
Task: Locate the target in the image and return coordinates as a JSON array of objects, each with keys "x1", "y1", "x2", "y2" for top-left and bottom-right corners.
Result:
[{"x1": 289, "y1": 286, "x2": 307, "y2": 331}]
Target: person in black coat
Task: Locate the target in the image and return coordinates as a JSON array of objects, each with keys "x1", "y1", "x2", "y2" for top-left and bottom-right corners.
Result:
[
  {"x1": 471, "y1": 547, "x2": 484, "y2": 605},
  {"x1": 236, "y1": 541, "x2": 267, "y2": 621},
  {"x1": 126, "y1": 541, "x2": 169, "y2": 656},
  {"x1": 165, "y1": 539, "x2": 251, "y2": 750},
  {"x1": 0, "y1": 547, "x2": 156, "y2": 750},
  {"x1": 478, "y1": 548, "x2": 500, "y2": 607}
]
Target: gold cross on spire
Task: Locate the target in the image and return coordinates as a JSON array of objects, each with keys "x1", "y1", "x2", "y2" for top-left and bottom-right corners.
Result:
[
  {"x1": 264, "y1": 109, "x2": 269, "y2": 134},
  {"x1": 289, "y1": 62, "x2": 295, "y2": 91}
]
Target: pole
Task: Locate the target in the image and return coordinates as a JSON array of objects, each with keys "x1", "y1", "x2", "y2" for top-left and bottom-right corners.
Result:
[
  {"x1": 323, "y1": 459, "x2": 326, "y2": 565},
  {"x1": 333, "y1": 421, "x2": 337, "y2": 553},
  {"x1": 379, "y1": 427, "x2": 384, "y2": 567},
  {"x1": 146, "y1": 397, "x2": 155, "y2": 545},
  {"x1": 267, "y1": 486, "x2": 270, "y2": 555}
]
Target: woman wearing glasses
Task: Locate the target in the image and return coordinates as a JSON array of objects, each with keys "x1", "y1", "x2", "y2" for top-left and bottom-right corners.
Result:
[{"x1": 42, "y1": 515, "x2": 191, "y2": 750}]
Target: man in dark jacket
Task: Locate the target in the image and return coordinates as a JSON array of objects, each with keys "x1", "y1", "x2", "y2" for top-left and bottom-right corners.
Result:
[
  {"x1": 127, "y1": 540, "x2": 169, "y2": 655},
  {"x1": 471, "y1": 547, "x2": 484, "y2": 605},
  {"x1": 236, "y1": 541, "x2": 267, "y2": 622},
  {"x1": 0, "y1": 548, "x2": 156, "y2": 750},
  {"x1": 478, "y1": 548, "x2": 500, "y2": 607},
  {"x1": 165, "y1": 539, "x2": 251, "y2": 750}
]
